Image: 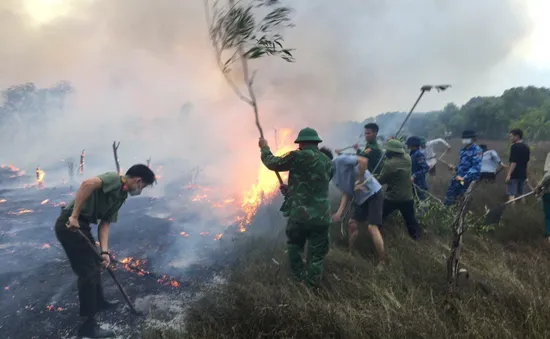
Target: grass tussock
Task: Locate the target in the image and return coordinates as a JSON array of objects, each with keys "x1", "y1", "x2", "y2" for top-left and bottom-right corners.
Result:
[{"x1": 145, "y1": 140, "x2": 550, "y2": 339}]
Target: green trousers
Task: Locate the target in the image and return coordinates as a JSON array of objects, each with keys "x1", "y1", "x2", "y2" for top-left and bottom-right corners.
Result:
[
  {"x1": 543, "y1": 194, "x2": 550, "y2": 237},
  {"x1": 285, "y1": 220, "x2": 330, "y2": 287}
]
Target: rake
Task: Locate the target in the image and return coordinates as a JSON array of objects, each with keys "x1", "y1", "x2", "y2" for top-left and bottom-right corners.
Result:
[
  {"x1": 73, "y1": 229, "x2": 147, "y2": 316},
  {"x1": 484, "y1": 191, "x2": 537, "y2": 225}
]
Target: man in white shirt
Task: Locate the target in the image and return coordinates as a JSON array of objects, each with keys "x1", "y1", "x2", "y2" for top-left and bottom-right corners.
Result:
[
  {"x1": 420, "y1": 137, "x2": 451, "y2": 176},
  {"x1": 479, "y1": 144, "x2": 507, "y2": 182},
  {"x1": 330, "y1": 154, "x2": 385, "y2": 264}
]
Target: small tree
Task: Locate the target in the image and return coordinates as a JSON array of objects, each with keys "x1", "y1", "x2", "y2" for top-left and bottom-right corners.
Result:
[{"x1": 204, "y1": 0, "x2": 294, "y2": 142}]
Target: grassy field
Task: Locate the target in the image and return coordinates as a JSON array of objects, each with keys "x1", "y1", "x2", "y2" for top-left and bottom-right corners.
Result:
[{"x1": 144, "y1": 139, "x2": 550, "y2": 339}]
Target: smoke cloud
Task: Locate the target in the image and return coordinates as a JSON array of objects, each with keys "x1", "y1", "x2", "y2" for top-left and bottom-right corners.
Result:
[{"x1": 0, "y1": 0, "x2": 533, "y2": 194}]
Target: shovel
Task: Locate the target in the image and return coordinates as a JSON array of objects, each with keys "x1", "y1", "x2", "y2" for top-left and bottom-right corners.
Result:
[
  {"x1": 73, "y1": 228, "x2": 147, "y2": 316},
  {"x1": 484, "y1": 191, "x2": 537, "y2": 225}
]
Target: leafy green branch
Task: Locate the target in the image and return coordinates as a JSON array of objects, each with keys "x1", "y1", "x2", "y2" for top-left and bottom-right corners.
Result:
[{"x1": 203, "y1": 0, "x2": 294, "y2": 138}]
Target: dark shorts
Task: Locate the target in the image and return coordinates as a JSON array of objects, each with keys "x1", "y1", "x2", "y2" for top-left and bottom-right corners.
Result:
[
  {"x1": 351, "y1": 190, "x2": 384, "y2": 226},
  {"x1": 480, "y1": 172, "x2": 496, "y2": 181},
  {"x1": 506, "y1": 179, "x2": 526, "y2": 197}
]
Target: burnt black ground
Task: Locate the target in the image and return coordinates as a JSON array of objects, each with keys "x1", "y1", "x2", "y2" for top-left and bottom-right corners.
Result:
[{"x1": 0, "y1": 169, "x2": 244, "y2": 339}]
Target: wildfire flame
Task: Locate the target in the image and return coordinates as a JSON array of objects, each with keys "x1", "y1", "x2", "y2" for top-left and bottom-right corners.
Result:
[
  {"x1": 46, "y1": 305, "x2": 65, "y2": 312},
  {"x1": 1, "y1": 164, "x2": 25, "y2": 178},
  {"x1": 155, "y1": 165, "x2": 163, "y2": 180},
  {"x1": 0, "y1": 199, "x2": 6, "y2": 204},
  {"x1": 237, "y1": 128, "x2": 294, "y2": 231},
  {"x1": 41, "y1": 199, "x2": 49, "y2": 205},
  {"x1": 36, "y1": 166, "x2": 46, "y2": 187},
  {"x1": 178, "y1": 128, "x2": 295, "y2": 232},
  {"x1": 8, "y1": 209, "x2": 34, "y2": 215},
  {"x1": 1, "y1": 164, "x2": 20, "y2": 172}
]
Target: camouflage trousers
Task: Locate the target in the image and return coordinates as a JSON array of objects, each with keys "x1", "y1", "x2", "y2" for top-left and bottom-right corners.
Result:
[{"x1": 285, "y1": 220, "x2": 330, "y2": 287}]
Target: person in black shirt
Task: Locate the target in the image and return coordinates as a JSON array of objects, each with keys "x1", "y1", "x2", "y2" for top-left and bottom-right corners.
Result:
[{"x1": 506, "y1": 128, "x2": 530, "y2": 202}]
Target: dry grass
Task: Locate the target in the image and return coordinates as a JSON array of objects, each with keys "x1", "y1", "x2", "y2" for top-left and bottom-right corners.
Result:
[{"x1": 144, "y1": 140, "x2": 550, "y2": 339}]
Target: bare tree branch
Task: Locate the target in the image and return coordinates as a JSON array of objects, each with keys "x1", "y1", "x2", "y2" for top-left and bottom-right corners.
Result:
[
  {"x1": 112, "y1": 141, "x2": 121, "y2": 175},
  {"x1": 445, "y1": 181, "x2": 478, "y2": 300},
  {"x1": 79, "y1": 149, "x2": 85, "y2": 176}
]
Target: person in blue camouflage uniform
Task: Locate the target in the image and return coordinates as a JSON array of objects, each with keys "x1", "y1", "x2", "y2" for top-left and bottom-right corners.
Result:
[
  {"x1": 444, "y1": 130, "x2": 483, "y2": 205},
  {"x1": 259, "y1": 127, "x2": 334, "y2": 287},
  {"x1": 406, "y1": 136, "x2": 430, "y2": 201}
]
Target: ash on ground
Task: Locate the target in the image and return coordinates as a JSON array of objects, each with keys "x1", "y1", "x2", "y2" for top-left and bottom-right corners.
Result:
[{"x1": 0, "y1": 168, "x2": 248, "y2": 339}]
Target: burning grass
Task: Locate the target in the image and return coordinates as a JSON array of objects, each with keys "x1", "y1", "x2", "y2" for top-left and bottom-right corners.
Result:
[{"x1": 143, "y1": 139, "x2": 550, "y2": 339}]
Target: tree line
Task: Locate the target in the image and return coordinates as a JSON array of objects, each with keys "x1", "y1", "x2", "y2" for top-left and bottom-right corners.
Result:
[
  {"x1": 362, "y1": 86, "x2": 550, "y2": 141},
  {"x1": 1, "y1": 83, "x2": 549, "y2": 142}
]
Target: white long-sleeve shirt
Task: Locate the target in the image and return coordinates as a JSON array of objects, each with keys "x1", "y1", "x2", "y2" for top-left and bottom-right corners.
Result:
[
  {"x1": 481, "y1": 150, "x2": 502, "y2": 173},
  {"x1": 424, "y1": 138, "x2": 450, "y2": 167}
]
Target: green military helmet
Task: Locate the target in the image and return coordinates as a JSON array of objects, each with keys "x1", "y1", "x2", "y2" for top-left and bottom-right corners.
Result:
[
  {"x1": 384, "y1": 139, "x2": 405, "y2": 154},
  {"x1": 419, "y1": 137, "x2": 426, "y2": 146},
  {"x1": 294, "y1": 127, "x2": 322, "y2": 143}
]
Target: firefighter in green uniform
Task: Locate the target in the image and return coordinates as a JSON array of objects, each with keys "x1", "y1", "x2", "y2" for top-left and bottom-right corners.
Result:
[
  {"x1": 55, "y1": 164, "x2": 156, "y2": 338},
  {"x1": 357, "y1": 123, "x2": 383, "y2": 175},
  {"x1": 259, "y1": 128, "x2": 334, "y2": 287},
  {"x1": 335, "y1": 123, "x2": 383, "y2": 175}
]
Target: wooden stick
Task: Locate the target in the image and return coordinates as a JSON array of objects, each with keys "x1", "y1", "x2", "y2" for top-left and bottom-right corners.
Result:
[
  {"x1": 79, "y1": 149, "x2": 85, "y2": 176},
  {"x1": 446, "y1": 181, "x2": 477, "y2": 300},
  {"x1": 74, "y1": 229, "x2": 144, "y2": 315}
]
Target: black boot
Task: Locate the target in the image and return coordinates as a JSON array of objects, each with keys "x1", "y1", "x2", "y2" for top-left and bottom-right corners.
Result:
[{"x1": 77, "y1": 318, "x2": 115, "y2": 338}]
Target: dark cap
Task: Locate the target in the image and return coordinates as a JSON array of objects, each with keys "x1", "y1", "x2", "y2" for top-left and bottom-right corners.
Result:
[{"x1": 462, "y1": 130, "x2": 477, "y2": 138}]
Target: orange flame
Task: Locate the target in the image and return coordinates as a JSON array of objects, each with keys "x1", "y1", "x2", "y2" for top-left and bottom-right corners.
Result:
[
  {"x1": 155, "y1": 166, "x2": 163, "y2": 180},
  {"x1": 46, "y1": 305, "x2": 65, "y2": 311},
  {"x1": 2, "y1": 164, "x2": 25, "y2": 178},
  {"x1": 0, "y1": 199, "x2": 6, "y2": 204},
  {"x1": 41, "y1": 199, "x2": 49, "y2": 205},
  {"x1": 1, "y1": 164, "x2": 20, "y2": 172},
  {"x1": 36, "y1": 166, "x2": 46, "y2": 187},
  {"x1": 236, "y1": 128, "x2": 294, "y2": 231},
  {"x1": 8, "y1": 209, "x2": 34, "y2": 215}
]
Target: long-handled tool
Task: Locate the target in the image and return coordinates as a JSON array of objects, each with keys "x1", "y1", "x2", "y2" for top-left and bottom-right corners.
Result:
[
  {"x1": 74, "y1": 229, "x2": 147, "y2": 316},
  {"x1": 395, "y1": 84, "x2": 451, "y2": 138},
  {"x1": 484, "y1": 191, "x2": 537, "y2": 225}
]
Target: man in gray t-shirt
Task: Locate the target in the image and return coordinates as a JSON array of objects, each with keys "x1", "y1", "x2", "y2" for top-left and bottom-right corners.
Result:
[{"x1": 331, "y1": 154, "x2": 385, "y2": 265}]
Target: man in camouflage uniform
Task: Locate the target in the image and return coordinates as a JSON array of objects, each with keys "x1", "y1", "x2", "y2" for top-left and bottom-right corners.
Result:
[
  {"x1": 406, "y1": 136, "x2": 430, "y2": 201},
  {"x1": 377, "y1": 139, "x2": 421, "y2": 240},
  {"x1": 444, "y1": 130, "x2": 482, "y2": 205},
  {"x1": 259, "y1": 127, "x2": 334, "y2": 287}
]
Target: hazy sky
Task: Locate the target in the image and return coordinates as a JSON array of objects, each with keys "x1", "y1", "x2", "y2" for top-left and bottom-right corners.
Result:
[
  {"x1": 4, "y1": 0, "x2": 550, "y2": 120},
  {"x1": 1, "y1": 0, "x2": 549, "y2": 186}
]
